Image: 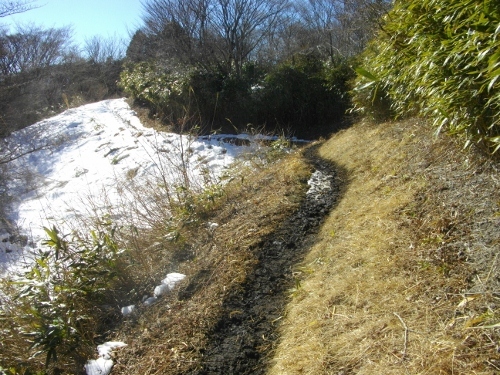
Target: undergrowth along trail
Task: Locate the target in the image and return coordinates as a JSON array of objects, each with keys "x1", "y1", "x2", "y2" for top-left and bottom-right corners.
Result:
[
  {"x1": 112, "y1": 144, "x2": 325, "y2": 374},
  {"x1": 26, "y1": 114, "x2": 498, "y2": 375}
]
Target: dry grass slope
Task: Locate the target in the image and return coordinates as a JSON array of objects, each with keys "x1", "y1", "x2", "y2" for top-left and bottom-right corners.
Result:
[
  {"x1": 112, "y1": 152, "x2": 313, "y2": 374},
  {"x1": 269, "y1": 118, "x2": 500, "y2": 374},
  {"x1": 3, "y1": 116, "x2": 499, "y2": 374}
]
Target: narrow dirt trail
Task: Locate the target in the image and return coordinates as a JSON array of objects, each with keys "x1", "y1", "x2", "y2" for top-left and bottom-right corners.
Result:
[{"x1": 189, "y1": 146, "x2": 343, "y2": 374}]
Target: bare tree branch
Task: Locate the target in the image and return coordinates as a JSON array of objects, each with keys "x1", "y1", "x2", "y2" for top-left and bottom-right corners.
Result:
[
  {"x1": 0, "y1": 0, "x2": 39, "y2": 18},
  {"x1": 83, "y1": 35, "x2": 125, "y2": 63},
  {"x1": 0, "y1": 25, "x2": 73, "y2": 75},
  {"x1": 140, "y1": 0, "x2": 290, "y2": 75},
  {"x1": 296, "y1": 0, "x2": 391, "y2": 59}
]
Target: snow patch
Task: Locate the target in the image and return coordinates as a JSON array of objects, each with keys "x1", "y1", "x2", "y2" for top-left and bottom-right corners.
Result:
[
  {"x1": 306, "y1": 170, "x2": 333, "y2": 200},
  {"x1": 0, "y1": 99, "x2": 269, "y2": 274},
  {"x1": 143, "y1": 296, "x2": 158, "y2": 306},
  {"x1": 84, "y1": 341, "x2": 127, "y2": 375},
  {"x1": 121, "y1": 272, "x2": 185, "y2": 315},
  {"x1": 154, "y1": 283, "x2": 170, "y2": 297},
  {"x1": 120, "y1": 305, "x2": 136, "y2": 317},
  {"x1": 161, "y1": 272, "x2": 186, "y2": 289}
]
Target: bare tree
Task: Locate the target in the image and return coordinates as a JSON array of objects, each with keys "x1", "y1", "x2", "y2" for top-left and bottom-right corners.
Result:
[
  {"x1": 254, "y1": 14, "x2": 304, "y2": 65},
  {"x1": 0, "y1": 0, "x2": 38, "y2": 17},
  {"x1": 140, "y1": 0, "x2": 212, "y2": 66},
  {"x1": 139, "y1": 0, "x2": 390, "y2": 72},
  {"x1": 143, "y1": 0, "x2": 211, "y2": 42},
  {"x1": 296, "y1": 0, "x2": 391, "y2": 59},
  {"x1": 140, "y1": 0, "x2": 289, "y2": 75},
  {"x1": 296, "y1": 0, "x2": 339, "y2": 60},
  {"x1": 211, "y1": 0, "x2": 288, "y2": 75},
  {"x1": 335, "y1": 0, "x2": 391, "y2": 55},
  {"x1": 83, "y1": 35, "x2": 125, "y2": 64},
  {"x1": 0, "y1": 25, "x2": 73, "y2": 76}
]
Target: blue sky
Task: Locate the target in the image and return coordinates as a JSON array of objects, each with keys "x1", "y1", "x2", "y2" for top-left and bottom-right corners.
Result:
[{"x1": 2, "y1": 0, "x2": 144, "y2": 48}]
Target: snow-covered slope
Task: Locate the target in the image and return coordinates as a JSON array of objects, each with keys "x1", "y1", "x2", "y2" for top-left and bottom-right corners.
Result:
[{"x1": 0, "y1": 98, "x2": 261, "y2": 273}]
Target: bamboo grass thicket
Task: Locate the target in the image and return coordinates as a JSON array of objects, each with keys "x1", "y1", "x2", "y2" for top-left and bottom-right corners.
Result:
[{"x1": 352, "y1": 0, "x2": 500, "y2": 155}]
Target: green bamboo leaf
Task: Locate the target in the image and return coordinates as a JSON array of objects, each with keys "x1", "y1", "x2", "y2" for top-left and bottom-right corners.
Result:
[
  {"x1": 355, "y1": 67, "x2": 378, "y2": 81},
  {"x1": 487, "y1": 73, "x2": 500, "y2": 92},
  {"x1": 43, "y1": 226, "x2": 59, "y2": 246},
  {"x1": 488, "y1": 48, "x2": 500, "y2": 71}
]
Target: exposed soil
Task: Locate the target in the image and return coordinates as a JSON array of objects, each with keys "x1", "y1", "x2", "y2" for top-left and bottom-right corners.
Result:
[{"x1": 187, "y1": 146, "x2": 343, "y2": 374}]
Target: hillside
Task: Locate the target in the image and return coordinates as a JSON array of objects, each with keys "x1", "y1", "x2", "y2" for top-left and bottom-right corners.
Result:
[
  {"x1": 2, "y1": 0, "x2": 499, "y2": 373},
  {"x1": 270, "y1": 118, "x2": 500, "y2": 374},
  {"x1": 108, "y1": 116, "x2": 500, "y2": 374},
  {"x1": 2, "y1": 106, "x2": 499, "y2": 374}
]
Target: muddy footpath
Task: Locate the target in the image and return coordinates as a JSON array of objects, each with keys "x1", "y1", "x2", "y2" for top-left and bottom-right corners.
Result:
[{"x1": 188, "y1": 147, "x2": 342, "y2": 374}]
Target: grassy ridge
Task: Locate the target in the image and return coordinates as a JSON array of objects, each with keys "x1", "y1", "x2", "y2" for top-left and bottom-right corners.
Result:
[{"x1": 269, "y1": 118, "x2": 500, "y2": 374}]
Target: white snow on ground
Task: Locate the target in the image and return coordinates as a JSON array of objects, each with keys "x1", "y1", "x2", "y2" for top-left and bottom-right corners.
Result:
[
  {"x1": 84, "y1": 342, "x2": 127, "y2": 375},
  {"x1": 98, "y1": 271, "x2": 185, "y2": 374},
  {"x1": 306, "y1": 170, "x2": 333, "y2": 200},
  {"x1": 0, "y1": 98, "x2": 277, "y2": 274},
  {"x1": 0, "y1": 98, "x2": 295, "y2": 374}
]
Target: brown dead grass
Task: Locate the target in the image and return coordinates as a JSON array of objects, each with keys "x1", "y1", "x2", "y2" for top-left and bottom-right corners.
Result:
[
  {"x1": 0, "y1": 131, "x2": 313, "y2": 374},
  {"x1": 269, "y1": 119, "x2": 500, "y2": 374},
  {"x1": 4, "y1": 115, "x2": 499, "y2": 374},
  {"x1": 111, "y1": 151, "x2": 313, "y2": 374},
  {"x1": 109, "y1": 116, "x2": 500, "y2": 374}
]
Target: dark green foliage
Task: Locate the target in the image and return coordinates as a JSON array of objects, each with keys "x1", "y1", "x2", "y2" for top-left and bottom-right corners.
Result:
[
  {"x1": 352, "y1": 0, "x2": 500, "y2": 154},
  {"x1": 188, "y1": 63, "x2": 265, "y2": 133},
  {"x1": 120, "y1": 61, "x2": 263, "y2": 134},
  {"x1": 119, "y1": 61, "x2": 190, "y2": 128},
  {"x1": 121, "y1": 54, "x2": 354, "y2": 138},
  {"x1": 257, "y1": 54, "x2": 355, "y2": 138}
]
